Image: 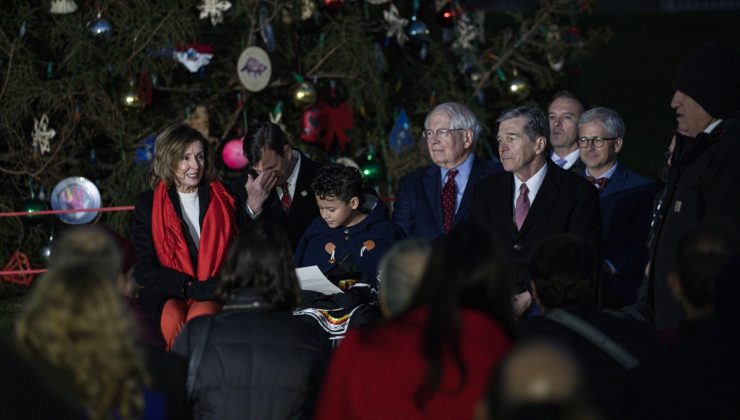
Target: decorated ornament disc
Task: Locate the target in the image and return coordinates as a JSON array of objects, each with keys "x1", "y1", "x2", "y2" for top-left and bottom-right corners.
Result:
[
  {"x1": 50, "y1": 176, "x2": 101, "y2": 224},
  {"x1": 237, "y1": 46, "x2": 271, "y2": 92}
]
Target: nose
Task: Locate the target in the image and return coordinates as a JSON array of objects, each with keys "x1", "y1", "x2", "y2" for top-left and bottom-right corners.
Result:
[
  {"x1": 554, "y1": 117, "x2": 563, "y2": 127},
  {"x1": 670, "y1": 91, "x2": 682, "y2": 109}
]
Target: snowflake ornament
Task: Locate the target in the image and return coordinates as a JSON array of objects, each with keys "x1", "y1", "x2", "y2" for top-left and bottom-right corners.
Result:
[
  {"x1": 384, "y1": 4, "x2": 409, "y2": 46},
  {"x1": 198, "y1": 0, "x2": 231, "y2": 26},
  {"x1": 453, "y1": 13, "x2": 484, "y2": 51},
  {"x1": 32, "y1": 113, "x2": 56, "y2": 155}
]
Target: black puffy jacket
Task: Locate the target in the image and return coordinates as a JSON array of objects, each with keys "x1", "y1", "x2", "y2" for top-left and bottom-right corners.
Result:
[{"x1": 173, "y1": 289, "x2": 330, "y2": 420}]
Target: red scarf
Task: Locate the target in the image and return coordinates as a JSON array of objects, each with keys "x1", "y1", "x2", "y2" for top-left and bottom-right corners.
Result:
[{"x1": 151, "y1": 180, "x2": 236, "y2": 281}]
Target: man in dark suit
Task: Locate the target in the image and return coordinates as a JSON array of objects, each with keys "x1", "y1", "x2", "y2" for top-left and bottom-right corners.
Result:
[
  {"x1": 548, "y1": 90, "x2": 587, "y2": 174},
  {"x1": 470, "y1": 106, "x2": 601, "y2": 314},
  {"x1": 392, "y1": 102, "x2": 502, "y2": 240},
  {"x1": 231, "y1": 122, "x2": 321, "y2": 247},
  {"x1": 577, "y1": 107, "x2": 656, "y2": 307}
]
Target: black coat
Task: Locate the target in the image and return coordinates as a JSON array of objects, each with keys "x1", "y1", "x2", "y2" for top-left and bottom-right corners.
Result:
[
  {"x1": 230, "y1": 153, "x2": 321, "y2": 248},
  {"x1": 469, "y1": 160, "x2": 602, "y2": 292},
  {"x1": 644, "y1": 114, "x2": 740, "y2": 329},
  {"x1": 519, "y1": 307, "x2": 659, "y2": 420},
  {"x1": 172, "y1": 289, "x2": 330, "y2": 420},
  {"x1": 132, "y1": 183, "x2": 213, "y2": 317}
]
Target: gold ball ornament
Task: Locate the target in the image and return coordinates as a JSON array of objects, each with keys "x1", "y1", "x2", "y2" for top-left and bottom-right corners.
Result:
[
  {"x1": 291, "y1": 81, "x2": 318, "y2": 109},
  {"x1": 507, "y1": 73, "x2": 531, "y2": 100},
  {"x1": 120, "y1": 78, "x2": 145, "y2": 110}
]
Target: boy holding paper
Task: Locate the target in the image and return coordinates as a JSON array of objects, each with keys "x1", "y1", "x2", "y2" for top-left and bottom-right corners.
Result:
[{"x1": 295, "y1": 163, "x2": 403, "y2": 305}]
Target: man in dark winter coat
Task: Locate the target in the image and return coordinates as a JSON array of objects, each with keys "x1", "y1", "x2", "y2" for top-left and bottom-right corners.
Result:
[{"x1": 634, "y1": 41, "x2": 740, "y2": 330}]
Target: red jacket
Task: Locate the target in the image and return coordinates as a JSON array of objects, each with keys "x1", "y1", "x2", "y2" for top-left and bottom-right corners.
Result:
[{"x1": 315, "y1": 307, "x2": 511, "y2": 419}]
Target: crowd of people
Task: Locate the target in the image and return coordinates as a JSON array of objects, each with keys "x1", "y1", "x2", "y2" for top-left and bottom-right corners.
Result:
[{"x1": 5, "y1": 41, "x2": 740, "y2": 419}]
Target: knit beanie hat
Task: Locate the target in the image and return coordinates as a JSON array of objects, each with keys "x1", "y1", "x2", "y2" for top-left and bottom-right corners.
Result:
[{"x1": 673, "y1": 41, "x2": 740, "y2": 118}]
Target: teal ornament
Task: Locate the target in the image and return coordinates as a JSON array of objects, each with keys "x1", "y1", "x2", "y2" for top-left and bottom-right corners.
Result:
[
  {"x1": 389, "y1": 108, "x2": 413, "y2": 153},
  {"x1": 407, "y1": 20, "x2": 430, "y2": 43},
  {"x1": 88, "y1": 16, "x2": 113, "y2": 39}
]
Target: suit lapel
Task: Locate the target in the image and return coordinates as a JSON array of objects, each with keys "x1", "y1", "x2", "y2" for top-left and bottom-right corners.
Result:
[
  {"x1": 422, "y1": 166, "x2": 445, "y2": 234},
  {"x1": 290, "y1": 159, "x2": 314, "y2": 214},
  {"x1": 517, "y1": 162, "x2": 559, "y2": 238}
]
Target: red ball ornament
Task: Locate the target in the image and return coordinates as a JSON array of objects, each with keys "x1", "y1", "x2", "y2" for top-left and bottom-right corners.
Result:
[
  {"x1": 300, "y1": 107, "x2": 322, "y2": 143},
  {"x1": 221, "y1": 138, "x2": 249, "y2": 170}
]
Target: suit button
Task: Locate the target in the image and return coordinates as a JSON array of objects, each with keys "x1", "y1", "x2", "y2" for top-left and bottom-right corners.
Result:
[{"x1": 513, "y1": 244, "x2": 522, "y2": 252}]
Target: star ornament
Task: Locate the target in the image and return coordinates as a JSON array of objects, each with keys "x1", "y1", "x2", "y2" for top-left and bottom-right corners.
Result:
[
  {"x1": 384, "y1": 4, "x2": 408, "y2": 46},
  {"x1": 198, "y1": 0, "x2": 232, "y2": 26},
  {"x1": 32, "y1": 113, "x2": 56, "y2": 155}
]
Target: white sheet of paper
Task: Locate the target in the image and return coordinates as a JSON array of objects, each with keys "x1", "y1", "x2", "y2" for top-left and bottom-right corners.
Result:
[{"x1": 296, "y1": 265, "x2": 343, "y2": 295}]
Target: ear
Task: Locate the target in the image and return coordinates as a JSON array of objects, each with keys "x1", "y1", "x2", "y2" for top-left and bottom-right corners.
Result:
[
  {"x1": 349, "y1": 196, "x2": 360, "y2": 210},
  {"x1": 534, "y1": 136, "x2": 548, "y2": 155},
  {"x1": 667, "y1": 271, "x2": 684, "y2": 303},
  {"x1": 282, "y1": 144, "x2": 293, "y2": 159},
  {"x1": 614, "y1": 137, "x2": 624, "y2": 153},
  {"x1": 462, "y1": 129, "x2": 474, "y2": 150}
]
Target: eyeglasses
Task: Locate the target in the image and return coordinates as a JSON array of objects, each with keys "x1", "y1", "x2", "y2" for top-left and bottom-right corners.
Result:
[
  {"x1": 577, "y1": 136, "x2": 618, "y2": 148},
  {"x1": 422, "y1": 128, "x2": 466, "y2": 140}
]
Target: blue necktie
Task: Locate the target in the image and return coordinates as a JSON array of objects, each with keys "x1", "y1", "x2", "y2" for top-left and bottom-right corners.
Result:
[{"x1": 555, "y1": 158, "x2": 567, "y2": 168}]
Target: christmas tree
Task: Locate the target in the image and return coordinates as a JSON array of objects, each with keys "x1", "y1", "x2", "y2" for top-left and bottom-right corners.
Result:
[{"x1": 0, "y1": 0, "x2": 609, "y2": 272}]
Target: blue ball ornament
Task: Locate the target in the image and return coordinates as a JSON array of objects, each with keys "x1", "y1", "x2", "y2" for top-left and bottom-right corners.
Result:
[{"x1": 88, "y1": 18, "x2": 113, "y2": 39}]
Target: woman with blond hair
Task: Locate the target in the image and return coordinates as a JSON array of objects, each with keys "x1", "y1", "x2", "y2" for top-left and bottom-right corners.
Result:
[
  {"x1": 132, "y1": 123, "x2": 237, "y2": 349},
  {"x1": 15, "y1": 265, "x2": 159, "y2": 419}
]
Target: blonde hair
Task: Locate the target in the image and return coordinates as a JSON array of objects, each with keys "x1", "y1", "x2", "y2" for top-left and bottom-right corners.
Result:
[
  {"x1": 15, "y1": 266, "x2": 149, "y2": 419},
  {"x1": 150, "y1": 123, "x2": 216, "y2": 189}
]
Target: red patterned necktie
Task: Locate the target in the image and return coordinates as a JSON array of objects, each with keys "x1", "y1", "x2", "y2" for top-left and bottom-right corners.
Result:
[
  {"x1": 514, "y1": 183, "x2": 530, "y2": 230},
  {"x1": 280, "y1": 183, "x2": 292, "y2": 213},
  {"x1": 442, "y1": 169, "x2": 458, "y2": 234},
  {"x1": 585, "y1": 176, "x2": 609, "y2": 190}
]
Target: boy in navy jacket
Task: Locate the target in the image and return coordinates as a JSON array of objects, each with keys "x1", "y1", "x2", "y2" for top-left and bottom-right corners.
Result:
[{"x1": 295, "y1": 164, "x2": 403, "y2": 305}]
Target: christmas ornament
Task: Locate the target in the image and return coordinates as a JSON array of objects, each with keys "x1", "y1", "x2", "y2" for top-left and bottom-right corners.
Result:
[
  {"x1": 39, "y1": 231, "x2": 55, "y2": 263},
  {"x1": 50, "y1": 176, "x2": 101, "y2": 225},
  {"x1": 360, "y1": 160, "x2": 382, "y2": 183},
  {"x1": 300, "y1": 106, "x2": 321, "y2": 143},
  {"x1": 222, "y1": 138, "x2": 248, "y2": 170},
  {"x1": 453, "y1": 12, "x2": 484, "y2": 51},
  {"x1": 436, "y1": 2, "x2": 458, "y2": 28},
  {"x1": 174, "y1": 43, "x2": 214, "y2": 73},
  {"x1": 88, "y1": 14, "x2": 112, "y2": 39},
  {"x1": 1, "y1": 251, "x2": 34, "y2": 286},
  {"x1": 50, "y1": 0, "x2": 78, "y2": 14},
  {"x1": 388, "y1": 108, "x2": 413, "y2": 153},
  {"x1": 507, "y1": 71, "x2": 531, "y2": 100},
  {"x1": 548, "y1": 53, "x2": 564, "y2": 71},
  {"x1": 259, "y1": 5, "x2": 276, "y2": 52},
  {"x1": 31, "y1": 113, "x2": 55, "y2": 155},
  {"x1": 320, "y1": 79, "x2": 348, "y2": 107},
  {"x1": 269, "y1": 101, "x2": 287, "y2": 132},
  {"x1": 237, "y1": 46, "x2": 271, "y2": 92},
  {"x1": 291, "y1": 81, "x2": 318, "y2": 109},
  {"x1": 134, "y1": 134, "x2": 156, "y2": 165},
  {"x1": 335, "y1": 157, "x2": 360, "y2": 170},
  {"x1": 407, "y1": 20, "x2": 430, "y2": 43},
  {"x1": 198, "y1": 0, "x2": 232, "y2": 26},
  {"x1": 384, "y1": 4, "x2": 408, "y2": 46},
  {"x1": 322, "y1": 0, "x2": 344, "y2": 10},
  {"x1": 19, "y1": 21, "x2": 27, "y2": 38},
  {"x1": 120, "y1": 78, "x2": 145, "y2": 110},
  {"x1": 20, "y1": 198, "x2": 48, "y2": 227},
  {"x1": 317, "y1": 100, "x2": 354, "y2": 151}
]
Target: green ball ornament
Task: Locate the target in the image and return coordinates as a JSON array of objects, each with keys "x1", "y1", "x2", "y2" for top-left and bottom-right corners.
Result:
[
  {"x1": 20, "y1": 198, "x2": 48, "y2": 226},
  {"x1": 360, "y1": 160, "x2": 382, "y2": 183}
]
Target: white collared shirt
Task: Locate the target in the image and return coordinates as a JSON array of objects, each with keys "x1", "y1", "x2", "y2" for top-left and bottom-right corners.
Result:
[
  {"x1": 440, "y1": 152, "x2": 475, "y2": 212},
  {"x1": 513, "y1": 163, "x2": 548, "y2": 210},
  {"x1": 586, "y1": 162, "x2": 619, "y2": 180},
  {"x1": 705, "y1": 119, "x2": 723, "y2": 134},
  {"x1": 550, "y1": 148, "x2": 581, "y2": 170},
  {"x1": 277, "y1": 150, "x2": 302, "y2": 201}
]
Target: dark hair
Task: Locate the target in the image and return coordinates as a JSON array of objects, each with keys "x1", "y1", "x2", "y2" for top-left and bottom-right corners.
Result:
[
  {"x1": 243, "y1": 122, "x2": 290, "y2": 165},
  {"x1": 50, "y1": 226, "x2": 122, "y2": 282},
  {"x1": 150, "y1": 123, "x2": 215, "y2": 189},
  {"x1": 674, "y1": 221, "x2": 740, "y2": 309},
  {"x1": 549, "y1": 90, "x2": 587, "y2": 113},
  {"x1": 496, "y1": 106, "x2": 552, "y2": 155},
  {"x1": 311, "y1": 163, "x2": 364, "y2": 205},
  {"x1": 219, "y1": 221, "x2": 301, "y2": 310},
  {"x1": 408, "y1": 225, "x2": 514, "y2": 409},
  {"x1": 529, "y1": 235, "x2": 599, "y2": 309}
]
